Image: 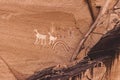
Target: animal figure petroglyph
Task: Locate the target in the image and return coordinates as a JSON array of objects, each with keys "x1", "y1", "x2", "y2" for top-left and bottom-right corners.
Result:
[
  {"x1": 34, "y1": 29, "x2": 71, "y2": 53},
  {"x1": 48, "y1": 32, "x2": 57, "y2": 45},
  {"x1": 34, "y1": 29, "x2": 47, "y2": 45}
]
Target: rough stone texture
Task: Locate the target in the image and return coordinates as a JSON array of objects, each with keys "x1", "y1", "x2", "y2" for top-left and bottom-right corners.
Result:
[
  {"x1": 0, "y1": 0, "x2": 92, "y2": 79},
  {"x1": 0, "y1": 0, "x2": 119, "y2": 80},
  {"x1": 110, "y1": 56, "x2": 120, "y2": 80}
]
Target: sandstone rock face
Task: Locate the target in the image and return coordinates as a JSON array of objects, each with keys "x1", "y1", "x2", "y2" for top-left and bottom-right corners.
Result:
[
  {"x1": 0, "y1": 0, "x2": 119, "y2": 80},
  {"x1": 0, "y1": 0, "x2": 92, "y2": 79}
]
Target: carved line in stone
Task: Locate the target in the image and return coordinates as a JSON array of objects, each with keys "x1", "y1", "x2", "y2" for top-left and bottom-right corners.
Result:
[{"x1": 52, "y1": 40, "x2": 71, "y2": 52}]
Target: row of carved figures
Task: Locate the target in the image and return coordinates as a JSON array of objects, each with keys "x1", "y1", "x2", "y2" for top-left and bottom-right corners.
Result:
[
  {"x1": 34, "y1": 29, "x2": 57, "y2": 45},
  {"x1": 34, "y1": 29, "x2": 72, "y2": 53}
]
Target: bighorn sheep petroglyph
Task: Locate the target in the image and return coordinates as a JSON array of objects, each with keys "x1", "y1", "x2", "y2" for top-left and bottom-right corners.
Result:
[
  {"x1": 34, "y1": 29, "x2": 47, "y2": 45},
  {"x1": 48, "y1": 32, "x2": 57, "y2": 45},
  {"x1": 34, "y1": 29, "x2": 57, "y2": 46}
]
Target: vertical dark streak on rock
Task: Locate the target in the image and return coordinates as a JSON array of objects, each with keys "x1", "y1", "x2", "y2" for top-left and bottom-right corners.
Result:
[
  {"x1": 87, "y1": 23, "x2": 120, "y2": 80},
  {"x1": 89, "y1": 67, "x2": 93, "y2": 78},
  {"x1": 85, "y1": 0, "x2": 95, "y2": 22},
  {"x1": 0, "y1": 56, "x2": 18, "y2": 80}
]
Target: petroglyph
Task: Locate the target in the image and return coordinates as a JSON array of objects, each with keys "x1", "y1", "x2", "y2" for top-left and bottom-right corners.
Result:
[
  {"x1": 52, "y1": 40, "x2": 71, "y2": 52},
  {"x1": 34, "y1": 29, "x2": 57, "y2": 46},
  {"x1": 34, "y1": 29, "x2": 47, "y2": 45},
  {"x1": 48, "y1": 32, "x2": 57, "y2": 45},
  {"x1": 34, "y1": 29, "x2": 71, "y2": 53}
]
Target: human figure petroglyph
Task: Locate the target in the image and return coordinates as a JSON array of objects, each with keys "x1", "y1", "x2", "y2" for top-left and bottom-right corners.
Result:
[
  {"x1": 51, "y1": 22, "x2": 55, "y2": 33},
  {"x1": 48, "y1": 32, "x2": 57, "y2": 45},
  {"x1": 34, "y1": 29, "x2": 47, "y2": 45}
]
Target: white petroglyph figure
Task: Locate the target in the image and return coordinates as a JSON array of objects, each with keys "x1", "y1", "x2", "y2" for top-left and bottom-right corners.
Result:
[
  {"x1": 48, "y1": 32, "x2": 57, "y2": 45},
  {"x1": 34, "y1": 29, "x2": 47, "y2": 45}
]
